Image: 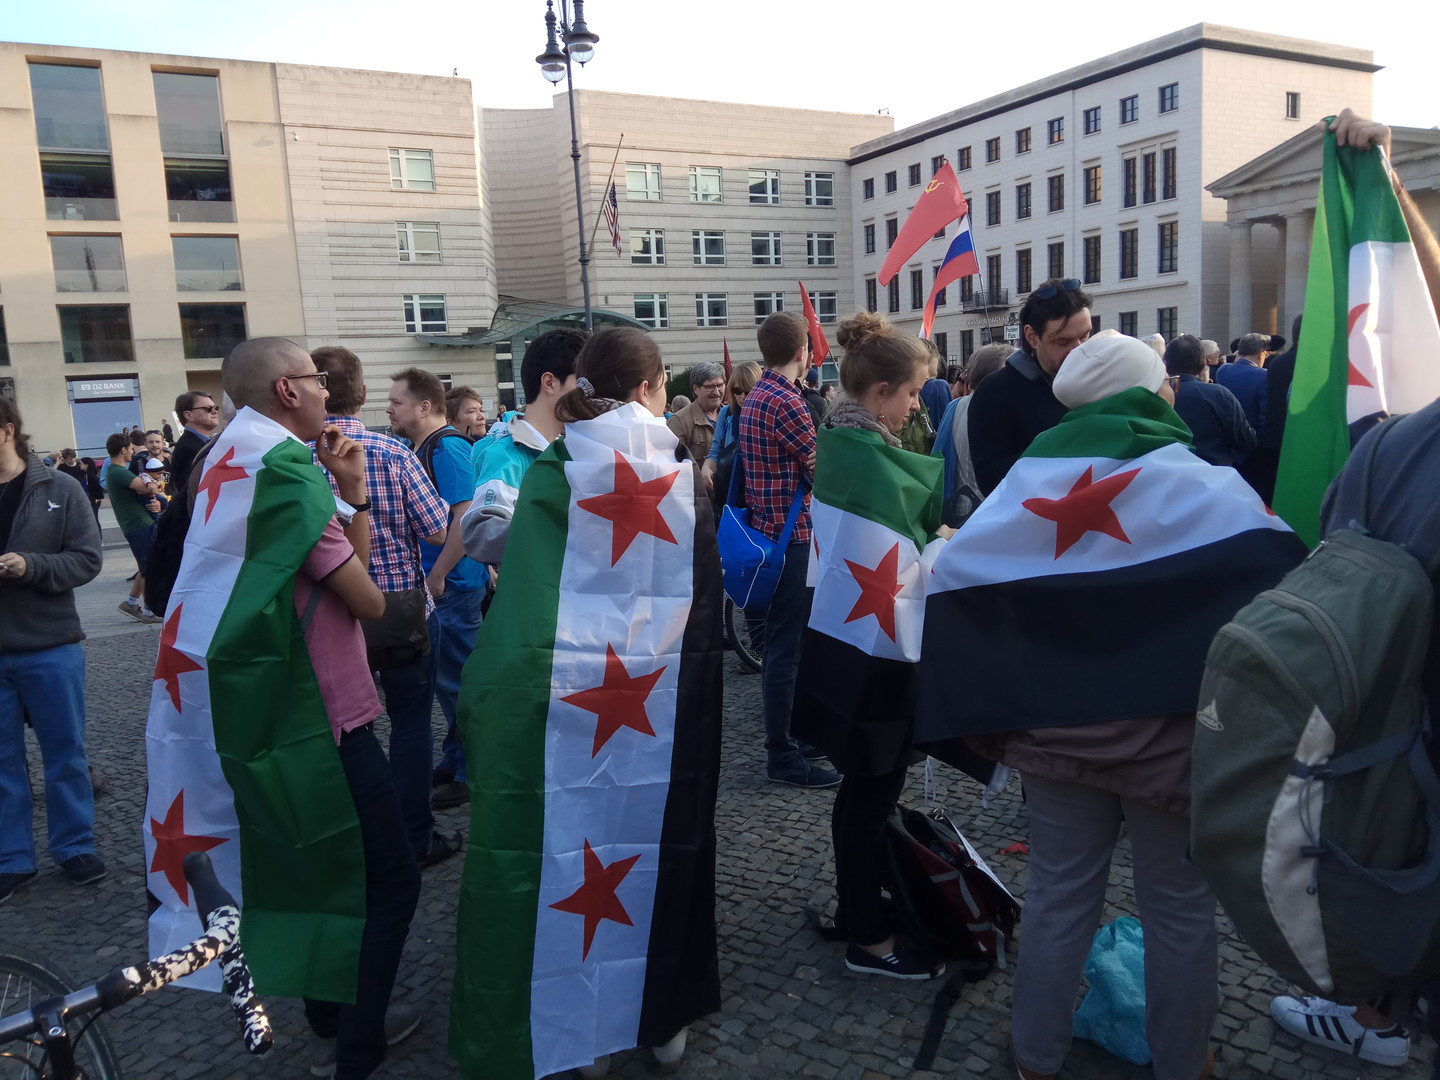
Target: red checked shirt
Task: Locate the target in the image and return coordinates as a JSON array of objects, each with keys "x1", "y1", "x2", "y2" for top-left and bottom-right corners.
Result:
[
  {"x1": 314, "y1": 416, "x2": 450, "y2": 607},
  {"x1": 736, "y1": 369, "x2": 815, "y2": 544}
]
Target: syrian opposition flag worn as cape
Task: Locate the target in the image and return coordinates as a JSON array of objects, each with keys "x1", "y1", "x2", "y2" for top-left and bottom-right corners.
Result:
[
  {"x1": 143, "y1": 406, "x2": 365, "y2": 999},
  {"x1": 1274, "y1": 129, "x2": 1440, "y2": 545},
  {"x1": 450, "y1": 402, "x2": 723, "y2": 1080},
  {"x1": 916, "y1": 389, "x2": 1307, "y2": 747}
]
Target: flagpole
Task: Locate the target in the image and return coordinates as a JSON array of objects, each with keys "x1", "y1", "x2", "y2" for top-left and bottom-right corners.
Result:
[{"x1": 589, "y1": 133, "x2": 625, "y2": 254}]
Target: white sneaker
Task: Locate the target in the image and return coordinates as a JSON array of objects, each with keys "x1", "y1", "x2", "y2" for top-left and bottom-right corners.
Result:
[
  {"x1": 653, "y1": 1027, "x2": 688, "y2": 1074},
  {"x1": 1269, "y1": 995, "x2": 1409, "y2": 1066}
]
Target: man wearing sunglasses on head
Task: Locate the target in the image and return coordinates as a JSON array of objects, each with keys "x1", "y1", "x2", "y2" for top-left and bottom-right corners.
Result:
[
  {"x1": 169, "y1": 389, "x2": 222, "y2": 494},
  {"x1": 967, "y1": 277, "x2": 1093, "y2": 495}
]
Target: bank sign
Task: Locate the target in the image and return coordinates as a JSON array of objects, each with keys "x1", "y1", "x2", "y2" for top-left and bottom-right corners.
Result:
[{"x1": 69, "y1": 379, "x2": 136, "y2": 401}]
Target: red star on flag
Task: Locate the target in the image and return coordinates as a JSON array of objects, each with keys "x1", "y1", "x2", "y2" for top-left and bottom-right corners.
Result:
[
  {"x1": 576, "y1": 451, "x2": 680, "y2": 565},
  {"x1": 149, "y1": 790, "x2": 227, "y2": 905},
  {"x1": 844, "y1": 543, "x2": 904, "y2": 642},
  {"x1": 1346, "y1": 302, "x2": 1374, "y2": 387},
  {"x1": 1023, "y1": 466, "x2": 1142, "y2": 558},
  {"x1": 153, "y1": 604, "x2": 202, "y2": 713},
  {"x1": 561, "y1": 644, "x2": 665, "y2": 756},
  {"x1": 195, "y1": 446, "x2": 250, "y2": 524},
  {"x1": 549, "y1": 839, "x2": 642, "y2": 960}
]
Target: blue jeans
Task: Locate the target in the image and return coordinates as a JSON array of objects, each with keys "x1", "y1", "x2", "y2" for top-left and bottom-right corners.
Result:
[
  {"x1": 304, "y1": 724, "x2": 421, "y2": 1080},
  {"x1": 0, "y1": 644, "x2": 95, "y2": 873},
  {"x1": 376, "y1": 659, "x2": 435, "y2": 860},
  {"x1": 761, "y1": 541, "x2": 813, "y2": 769},
  {"x1": 428, "y1": 587, "x2": 482, "y2": 785}
]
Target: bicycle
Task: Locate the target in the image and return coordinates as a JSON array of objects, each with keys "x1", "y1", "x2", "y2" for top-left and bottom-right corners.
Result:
[
  {"x1": 722, "y1": 595, "x2": 764, "y2": 675},
  {"x1": 0, "y1": 852, "x2": 272, "y2": 1079}
]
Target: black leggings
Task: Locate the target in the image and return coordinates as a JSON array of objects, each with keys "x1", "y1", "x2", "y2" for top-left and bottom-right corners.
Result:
[{"x1": 830, "y1": 764, "x2": 909, "y2": 947}]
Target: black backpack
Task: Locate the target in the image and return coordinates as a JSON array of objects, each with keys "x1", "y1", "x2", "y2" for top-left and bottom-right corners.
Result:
[
  {"x1": 413, "y1": 426, "x2": 473, "y2": 489},
  {"x1": 144, "y1": 440, "x2": 215, "y2": 618}
]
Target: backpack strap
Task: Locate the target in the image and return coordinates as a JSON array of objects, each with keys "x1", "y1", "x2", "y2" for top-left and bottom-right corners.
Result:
[
  {"x1": 298, "y1": 581, "x2": 325, "y2": 634},
  {"x1": 912, "y1": 960, "x2": 993, "y2": 1070},
  {"x1": 415, "y1": 427, "x2": 468, "y2": 487}
]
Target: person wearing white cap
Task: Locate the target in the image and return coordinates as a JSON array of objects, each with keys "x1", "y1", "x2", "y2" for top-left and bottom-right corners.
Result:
[{"x1": 1052, "y1": 328, "x2": 1169, "y2": 409}]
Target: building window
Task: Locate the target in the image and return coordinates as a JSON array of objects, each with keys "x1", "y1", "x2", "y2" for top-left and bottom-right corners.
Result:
[
  {"x1": 1159, "y1": 83, "x2": 1179, "y2": 113},
  {"x1": 693, "y1": 230, "x2": 726, "y2": 266},
  {"x1": 805, "y1": 171, "x2": 835, "y2": 206},
  {"x1": 31, "y1": 63, "x2": 118, "y2": 221},
  {"x1": 1120, "y1": 95, "x2": 1139, "y2": 125},
  {"x1": 1016, "y1": 248, "x2": 1032, "y2": 295},
  {"x1": 1016, "y1": 182, "x2": 1032, "y2": 220},
  {"x1": 931, "y1": 154, "x2": 946, "y2": 176},
  {"x1": 163, "y1": 157, "x2": 233, "y2": 223},
  {"x1": 960, "y1": 277, "x2": 975, "y2": 305},
  {"x1": 985, "y1": 255, "x2": 1002, "y2": 299},
  {"x1": 1143, "y1": 152, "x2": 1157, "y2": 204},
  {"x1": 907, "y1": 269, "x2": 924, "y2": 310},
  {"x1": 625, "y1": 162, "x2": 662, "y2": 201},
  {"x1": 933, "y1": 225, "x2": 946, "y2": 240},
  {"x1": 754, "y1": 292, "x2": 785, "y2": 323},
  {"x1": 887, "y1": 278, "x2": 900, "y2": 313},
  {"x1": 173, "y1": 236, "x2": 242, "y2": 292},
  {"x1": 1047, "y1": 174, "x2": 1065, "y2": 213},
  {"x1": 958, "y1": 146, "x2": 972, "y2": 171},
  {"x1": 884, "y1": 170, "x2": 898, "y2": 193},
  {"x1": 865, "y1": 277, "x2": 877, "y2": 312},
  {"x1": 1286, "y1": 91, "x2": 1301, "y2": 120},
  {"x1": 1083, "y1": 235, "x2": 1101, "y2": 284},
  {"x1": 40, "y1": 152, "x2": 117, "y2": 222},
  {"x1": 748, "y1": 169, "x2": 779, "y2": 205},
  {"x1": 908, "y1": 163, "x2": 922, "y2": 186},
  {"x1": 751, "y1": 231, "x2": 782, "y2": 266},
  {"x1": 1084, "y1": 165, "x2": 1102, "y2": 205},
  {"x1": 863, "y1": 222, "x2": 876, "y2": 254},
  {"x1": 985, "y1": 137, "x2": 1001, "y2": 163},
  {"x1": 807, "y1": 291, "x2": 838, "y2": 323},
  {"x1": 1157, "y1": 307, "x2": 1178, "y2": 339},
  {"x1": 1047, "y1": 242, "x2": 1065, "y2": 280},
  {"x1": 1119, "y1": 228, "x2": 1139, "y2": 279},
  {"x1": 986, "y1": 190, "x2": 1001, "y2": 227},
  {"x1": 932, "y1": 264, "x2": 947, "y2": 308},
  {"x1": 1119, "y1": 311, "x2": 1138, "y2": 336},
  {"x1": 1047, "y1": 117, "x2": 1064, "y2": 145},
  {"x1": 1158, "y1": 221, "x2": 1178, "y2": 273},
  {"x1": 396, "y1": 221, "x2": 441, "y2": 263},
  {"x1": 689, "y1": 165, "x2": 723, "y2": 203},
  {"x1": 1162, "y1": 147, "x2": 1177, "y2": 200},
  {"x1": 50, "y1": 235, "x2": 126, "y2": 292},
  {"x1": 154, "y1": 72, "x2": 224, "y2": 156},
  {"x1": 58, "y1": 304, "x2": 133, "y2": 364},
  {"x1": 401, "y1": 294, "x2": 446, "y2": 333},
  {"x1": 934, "y1": 331, "x2": 948, "y2": 359},
  {"x1": 633, "y1": 293, "x2": 669, "y2": 329},
  {"x1": 180, "y1": 302, "x2": 247, "y2": 358},
  {"x1": 1084, "y1": 106, "x2": 1101, "y2": 135},
  {"x1": 389, "y1": 148, "x2": 435, "y2": 191},
  {"x1": 862, "y1": 177, "x2": 875, "y2": 200},
  {"x1": 885, "y1": 217, "x2": 899, "y2": 249},
  {"x1": 695, "y1": 293, "x2": 728, "y2": 327},
  {"x1": 1016, "y1": 127, "x2": 1032, "y2": 154},
  {"x1": 806, "y1": 232, "x2": 836, "y2": 266},
  {"x1": 960, "y1": 329, "x2": 974, "y2": 359},
  {"x1": 1123, "y1": 156, "x2": 1137, "y2": 208},
  {"x1": 630, "y1": 228, "x2": 665, "y2": 265}
]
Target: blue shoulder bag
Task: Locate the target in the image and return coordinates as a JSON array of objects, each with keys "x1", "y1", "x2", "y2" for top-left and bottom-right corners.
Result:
[{"x1": 716, "y1": 447, "x2": 807, "y2": 615}]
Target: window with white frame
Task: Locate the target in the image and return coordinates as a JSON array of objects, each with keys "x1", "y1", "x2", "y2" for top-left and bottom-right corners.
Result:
[
  {"x1": 807, "y1": 291, "x2": 838, "y2": 323},
  {"x1": 805, "y1": 171, "x2": 834, "y2": 206},
  {"x1": 633, "y1": 293, "x2": 669, "y2": 329},
  {"x1": 695, "y1": 293, "x2": 728, "y2": 326},
  {"x1": 389, "y1": 148, "x2": 435, "y2": 191},
  {"x1": 1159, "y1": 83, "x2": 1179, "y2": 113},
  {"x1": 753, "y1": 292, "x2": 785, "y2": 323},
  {"x1": 749, "y1": 169, "x2": 780, "y2": 204},
  {"x1": 693, "y1": 230, "x2": 726, "y2": 266},
  {"x1": 396, "y1": 221, "x2": 441, "y2": 263},
  {"x1": 689, "y1": 165, "x2": 723, "y2": 203},
  {"x1": 806, "y1": 232, "x2": 836, "y2": 266},
  {"x1": 402, "y1": 294, "x2": 446, "y2": 333},
  {"x1": 626, "y1": 162, "x2": 662, "y2": 201},
  {"x1": 630, "y1": 228, "x2": 665, "y2": 265},
  {"x1": 751, "y1": 231, "x2": 782, "y2": 266}
]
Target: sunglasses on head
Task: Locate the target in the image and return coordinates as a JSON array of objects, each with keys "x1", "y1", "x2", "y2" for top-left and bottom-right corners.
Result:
[{"x1": 1033, "y1": 278, "x2": 1083, "y2": 300}]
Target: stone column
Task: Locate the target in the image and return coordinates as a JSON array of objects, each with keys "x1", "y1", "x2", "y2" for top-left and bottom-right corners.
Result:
[
  {"x1": 1282, "y1": 211, "x2": 1313, "y2": 337},
  {"x1": 1228, "y1": 221, "x2": 1253, "y2": 337}
]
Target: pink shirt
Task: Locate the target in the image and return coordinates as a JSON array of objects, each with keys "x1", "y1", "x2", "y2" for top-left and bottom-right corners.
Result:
[{"x1": 295, "y1": 518, "x2": 381, "y2": 742}]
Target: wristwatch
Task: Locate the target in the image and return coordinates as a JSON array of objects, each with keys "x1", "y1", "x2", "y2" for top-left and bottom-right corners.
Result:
[{"x1": 349, "y1": 499, "x2": 371, "y2": 513}]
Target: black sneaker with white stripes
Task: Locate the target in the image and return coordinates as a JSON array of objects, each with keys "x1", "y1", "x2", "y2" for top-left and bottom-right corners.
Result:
[
  {"x1": 1269, "y1": 995, "x2": 1409, "y2": 1066},
  {"x1": 843, "y1": 941, "x2": 943, "y2": 981}
]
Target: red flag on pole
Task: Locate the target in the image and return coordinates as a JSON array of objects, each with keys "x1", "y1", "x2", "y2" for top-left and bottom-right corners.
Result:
[
  {"x1": 798, "y1": 283, "x2": 831, "y2": 367},
  {"x1": 722, "y1": 338, "x2": 732, "y2": 380},
  {"x1": 878, "y1": 161, "x2": 969, "y2": 286}
]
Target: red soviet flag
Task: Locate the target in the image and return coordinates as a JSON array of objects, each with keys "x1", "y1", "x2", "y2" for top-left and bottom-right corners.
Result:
[
  {"x1": 798, "y1": 283, "x2": 831, "y2": 367},
  {"x1": 722, "y1": 338, "x2": 732, "y2": 379},
  {"x1": 878, "y1": 161, "x2": 969, "y2": 286}
]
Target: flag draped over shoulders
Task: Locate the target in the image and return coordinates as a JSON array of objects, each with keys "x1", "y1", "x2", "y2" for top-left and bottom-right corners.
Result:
[
  {"x1": 143, "y1": 406, "x2": 365, "y2": 1000},
  {"x1": 916, "y1": 389, "x2": 1306, "y2": 749},
  {"x1": 450, "y1": 402, "x2": 723, "y2": 1080}
]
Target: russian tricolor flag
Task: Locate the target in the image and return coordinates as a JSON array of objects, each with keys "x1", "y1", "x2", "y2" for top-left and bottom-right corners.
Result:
[{"x1": 922, "y1": 215, "x2": 980, "y2": 339}]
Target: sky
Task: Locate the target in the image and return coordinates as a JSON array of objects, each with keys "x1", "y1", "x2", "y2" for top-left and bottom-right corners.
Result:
[{"x1": 2, "y1": 2, "x2": 1425, "y2": 132}]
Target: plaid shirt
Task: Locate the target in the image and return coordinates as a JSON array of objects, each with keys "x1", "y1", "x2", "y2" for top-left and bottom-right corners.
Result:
[
  {"x1": 315, "y1": 416, "x2": 450, "y2": 601},
  {"x1": 736, "y1": 369, "x2": 815, "y2": 544}
]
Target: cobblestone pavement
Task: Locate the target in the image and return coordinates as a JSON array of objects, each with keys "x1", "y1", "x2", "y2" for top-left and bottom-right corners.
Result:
[{"x1": 4, "y1": 549, "x2": 1432, "y2": 1079}]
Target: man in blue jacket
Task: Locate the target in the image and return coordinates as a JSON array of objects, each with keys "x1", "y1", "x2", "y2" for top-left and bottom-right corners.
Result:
[{"x1": 1164, "y1": 335, "x2": 1256, "y2": 467}]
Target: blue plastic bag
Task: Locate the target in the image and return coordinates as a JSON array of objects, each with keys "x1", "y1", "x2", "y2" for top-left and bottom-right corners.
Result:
[{"x1": 1072, "y1": 916, "x2": 1151, "y2": 1065}]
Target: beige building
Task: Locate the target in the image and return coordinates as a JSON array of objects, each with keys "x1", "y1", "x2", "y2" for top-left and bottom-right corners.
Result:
[{"x1": 0, "y1": 42, "x2": 496, "y2": 453}]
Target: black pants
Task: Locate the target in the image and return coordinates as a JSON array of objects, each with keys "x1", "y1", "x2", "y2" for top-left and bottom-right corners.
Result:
[{"x1": 831, "y1": 764, "x2": 909, "y2": 947}]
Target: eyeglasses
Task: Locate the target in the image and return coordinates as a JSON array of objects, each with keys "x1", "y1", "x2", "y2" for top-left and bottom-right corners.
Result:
[
  {"x1": 283, "y1": 372, "x2": 329, "y2": 389},
  {"x1": 1033, "y1": 278, "x2": 1083, "y2": 300},
  {"x1": 191, "y1": 405, "x2": 220, "y2": 414},
  {"x1": 697, "y1": 381, "x2": 726, "y2": 392},
  {"x1": 1164, "y1": 375, "x2": 1182, "y2": 393}
]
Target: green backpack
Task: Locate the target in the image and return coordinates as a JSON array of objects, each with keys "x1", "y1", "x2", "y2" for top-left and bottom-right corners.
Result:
[{"x1": 1192, "y1": 417, "x2": 1440, "y2": 1002}]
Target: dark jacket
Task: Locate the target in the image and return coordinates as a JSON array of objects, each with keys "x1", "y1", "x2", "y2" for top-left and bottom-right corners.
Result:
[
  {"x1": 169, "y1": 428, "x2": 209, "y2": 494},
  {"x1": 1172, "y1": 375, "x2": 1257, "y2": 467},
  {"x1": 1263, "y1": 347, "x2": 1298, "y2": 450},
  {"x1": 801, "y1": 387, "x2": 826, "y2": 429},
  {"x1": 0, "y1": 455, "x2": 102, "y2": 652},
  {"x1": 1214, "y1": 358, "x2": 1268, "y2": 437},
  {"x1": 966, "y1": 350, "x2": 1068, "y2": 495}
]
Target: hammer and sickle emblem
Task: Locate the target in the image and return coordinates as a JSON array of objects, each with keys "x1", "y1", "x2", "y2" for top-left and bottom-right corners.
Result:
[{"x1": 925, "y1": 178, "x2": 943, "y2": 194}]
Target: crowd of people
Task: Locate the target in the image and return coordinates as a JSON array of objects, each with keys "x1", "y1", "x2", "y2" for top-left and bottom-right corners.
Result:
[{"x1": 0, "y1": 107, "x2": 1437, "y2": 1080}]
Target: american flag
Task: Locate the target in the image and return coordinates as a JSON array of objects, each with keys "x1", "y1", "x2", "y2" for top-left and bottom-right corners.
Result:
[{"x1": 602, "y1": 182, "x2": 622, "y2": 256}]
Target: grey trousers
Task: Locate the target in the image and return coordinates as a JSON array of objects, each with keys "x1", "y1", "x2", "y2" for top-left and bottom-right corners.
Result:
[{"x1": 1011, "y1": 773, "x2": 1217, "y2": 1080}]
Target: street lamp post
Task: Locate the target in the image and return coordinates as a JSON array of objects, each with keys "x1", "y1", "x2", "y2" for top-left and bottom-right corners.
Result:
[{"x1": 537, "y1": 0, "x2": 600, "y2": 332}]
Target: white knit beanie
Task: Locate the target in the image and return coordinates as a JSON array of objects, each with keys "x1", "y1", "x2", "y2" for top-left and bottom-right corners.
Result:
[{"x1": 1052, "y1": 329, "x2": 1167, "y2": 409}]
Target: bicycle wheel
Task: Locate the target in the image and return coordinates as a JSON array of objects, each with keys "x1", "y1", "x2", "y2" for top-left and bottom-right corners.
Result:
[
  {"x1": 0, "y1": 950, "x2": 122, "y2": 1080},
  {"x1": 723, "y1": 597, "x2": 765, "y2": 675}
]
